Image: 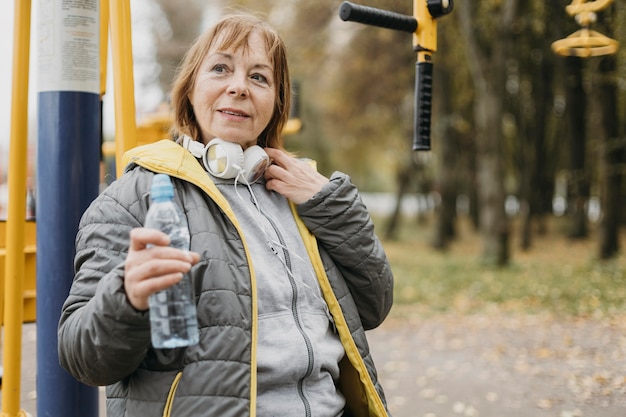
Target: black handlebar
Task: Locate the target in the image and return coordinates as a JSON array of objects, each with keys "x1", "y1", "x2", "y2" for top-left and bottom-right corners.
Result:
[
  {"x1": 339, "y1": 1, "x2": 417, "y2": 33},
  {"x1": 339, "y1": 1, "x2": 445, "y2": 151},
  {"x1": 413, "y1": 62, "x2": 433, "y2": 150}
]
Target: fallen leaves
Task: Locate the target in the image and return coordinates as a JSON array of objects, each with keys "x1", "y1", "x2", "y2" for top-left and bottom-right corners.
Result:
[{"x1": 368, "y1": 307, "x2": 626, "y2": 417}]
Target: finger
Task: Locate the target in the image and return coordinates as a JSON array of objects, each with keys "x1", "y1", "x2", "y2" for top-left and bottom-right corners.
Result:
[
  {"x1": 264, "y1": 147, "x2": 292, "y2": 168},
  {"x1": 125, "y1": 248, "x2": 194, "y2": 276},
  {"x1": 124, "y1": 257, "x2": 194, "y2": 310},
  {"x1": 129, "y1": 227, "x2": 170, "y2": 250},
  {"x1": 125, "y1": 251, "x2": 193, "y2": 281},
  {"x1": 129, "y1": 229, "x2": 198, "y2": 263},
  {"x1": 264, "y1": 163, "x2": 290, "y2": 182},
  {"x1": 126, "y1": 272, "x2": 184, "y2": 311},
  {"x1": 187, "y1": 250, "x2": 201, "y2": 264},
  {"x1": 141, "y1": 273, "x2": 184, "y2": 293}
]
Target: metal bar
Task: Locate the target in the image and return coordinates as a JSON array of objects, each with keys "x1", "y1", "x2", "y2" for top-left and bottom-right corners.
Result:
[
  {"x1": 339, "y1": 1, "x2": 417, "y2": 33},
  {"x1": 1, "y1": 0, "x2": 31, "y2": 414},
  {"x1": 110, "y1": 0, "x2": 137, "y2": 178}
]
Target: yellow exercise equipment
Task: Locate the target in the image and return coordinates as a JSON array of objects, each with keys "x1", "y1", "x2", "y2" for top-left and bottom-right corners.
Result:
[{"x1": 552, "y1": 0, "x2": 619, "y2": 58}]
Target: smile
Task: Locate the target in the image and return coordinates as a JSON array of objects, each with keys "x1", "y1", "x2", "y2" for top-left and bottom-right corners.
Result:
[{"x1": 219, "y1": 109, "x2": 248, "y2": 117}]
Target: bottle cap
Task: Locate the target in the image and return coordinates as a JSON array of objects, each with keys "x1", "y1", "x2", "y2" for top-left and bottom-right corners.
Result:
[{"x1": 151, "y1": 174, "x2": 174, "y2": 201}]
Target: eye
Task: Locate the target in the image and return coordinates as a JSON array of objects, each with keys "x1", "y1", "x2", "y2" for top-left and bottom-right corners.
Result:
[
  {"x1": 211, "y1": 64, "x2": 228, "y2": 74},
  {"x1": 251, "y1": 73, "x2": 268, "y2": 84}
]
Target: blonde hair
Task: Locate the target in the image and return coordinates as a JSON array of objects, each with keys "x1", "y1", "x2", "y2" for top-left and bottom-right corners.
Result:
[{"x1": 170, "y1": 13, "x2": 291, "y2": 149}]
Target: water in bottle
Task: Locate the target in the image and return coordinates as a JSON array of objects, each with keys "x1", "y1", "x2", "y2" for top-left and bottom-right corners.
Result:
[{"x1": 145, "y1": 174, "x2": 199, "y2": 348}]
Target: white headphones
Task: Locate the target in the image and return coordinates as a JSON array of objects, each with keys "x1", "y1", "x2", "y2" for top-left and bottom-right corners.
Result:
[{"x1": 181, "y1": 135, "x2": 270, "y2": 184}]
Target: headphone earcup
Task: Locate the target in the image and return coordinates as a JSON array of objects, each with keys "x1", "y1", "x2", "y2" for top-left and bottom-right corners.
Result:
[
  {"x1": 202, "y1": 138, "x2": 245, "y2": 179},
  {"x1": 201, "y1": 138, "x2": 270, "y2": 183},
  {"x1": 242, "y1": 146, "x2": 270, "y2": 184}
]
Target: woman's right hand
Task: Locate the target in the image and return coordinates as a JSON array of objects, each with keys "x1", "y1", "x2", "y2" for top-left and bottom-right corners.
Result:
[{"x1": 124, "y1": 227, "x2": 199, "y2": 311}]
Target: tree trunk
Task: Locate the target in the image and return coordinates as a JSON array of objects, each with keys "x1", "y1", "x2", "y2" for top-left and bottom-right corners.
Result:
[
  {"x1": 475, "y1": 88, "x2": 509, "y2": 265},
  {"x1": 385, "y1": 160, "x2": 415, "y2": 241},
  {"x1": 564, "y1": 57, "x2": 589, "y2": 239},
  {"x1": 432, "y1": 52, "x2": 458, "y2": 250},
  {"x1": 468, "y1": 148, "x2": 480, "y2": 230},
  {"x1": 456, "y1": 1, "x2": 515, "y2": 266},
  {"x1": 432, "y1": 139, "x2": 457, "y2": 250},
  {"x1": 597, "y1": 55, "x2": 622, "y2": 259},
  {"x1": 522, "y1": 18, "x2": 557, "y2": 249}
]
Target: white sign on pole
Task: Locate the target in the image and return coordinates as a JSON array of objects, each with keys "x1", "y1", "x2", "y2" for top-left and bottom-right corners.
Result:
[{"x1": 38, "y1": 0, "x2": 99, "y2": 93}]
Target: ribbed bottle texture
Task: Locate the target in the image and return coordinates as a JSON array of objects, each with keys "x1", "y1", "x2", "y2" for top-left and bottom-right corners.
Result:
[{"x1": 145, "y1": 174, "x2": 199, "y2": 348}]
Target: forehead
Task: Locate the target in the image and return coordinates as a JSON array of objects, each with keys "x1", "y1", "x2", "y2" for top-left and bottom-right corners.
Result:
[{"x1": 209, "y1": 30, "x2": 271, "y2": 62}]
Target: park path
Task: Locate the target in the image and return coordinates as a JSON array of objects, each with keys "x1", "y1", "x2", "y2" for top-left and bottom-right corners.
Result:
[
  {"x1": 5, "y1": 308, "x2": 626, "y2": 417},
  {"x1": 368, "y1": 307, "x2": 626, "y2": 417}
]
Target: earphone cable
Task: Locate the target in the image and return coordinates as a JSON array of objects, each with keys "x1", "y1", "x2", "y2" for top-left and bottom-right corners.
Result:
[{"x1": 233, "y1": 171, "x2": 329, "y2": 308}]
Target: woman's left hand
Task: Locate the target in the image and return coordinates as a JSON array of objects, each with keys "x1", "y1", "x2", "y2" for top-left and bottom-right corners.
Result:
[{"x1": 264, "y1": 147, "x2": 329, "y2": 204}]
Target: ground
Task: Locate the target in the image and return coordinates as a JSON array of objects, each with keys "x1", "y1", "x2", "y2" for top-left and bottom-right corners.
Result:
[
  {"x1": 368, "y1": 306, "x2": 626, "y2": 417},
  {"x1": 3, "y1": 309, "x2": 626, "y2": 417}
]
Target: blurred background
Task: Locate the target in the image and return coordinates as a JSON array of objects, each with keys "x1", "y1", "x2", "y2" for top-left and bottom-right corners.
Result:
[
  {"x1": 1, "y1": 1, "x2": 625, "y2": 416},
  {"x1": 1, "y1": 0, "x2": 624, "y2": 267}
]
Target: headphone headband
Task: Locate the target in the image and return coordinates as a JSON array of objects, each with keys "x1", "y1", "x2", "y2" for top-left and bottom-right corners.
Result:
[{"x1": 181, "y1": 136, "x2": 270, "y2": 184}]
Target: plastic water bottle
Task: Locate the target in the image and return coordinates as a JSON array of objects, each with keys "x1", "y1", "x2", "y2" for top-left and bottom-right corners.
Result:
[{"x1": 145, "y1": 174, "x2": 199, "y2": 348}]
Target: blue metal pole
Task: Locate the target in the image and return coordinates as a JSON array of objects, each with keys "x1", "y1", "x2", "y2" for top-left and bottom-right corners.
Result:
[{"x1": 36, "y1": 1, "x2": 101, "y2": 416}]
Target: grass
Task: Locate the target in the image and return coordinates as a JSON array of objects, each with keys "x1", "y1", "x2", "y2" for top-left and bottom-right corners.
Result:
[{"x1": 375, "y1": 215, "x2": 626, "y2": 318}]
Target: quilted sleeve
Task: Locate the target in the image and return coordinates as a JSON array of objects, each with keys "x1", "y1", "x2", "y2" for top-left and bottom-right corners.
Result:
[
  {"x1": 296, "y1": 172, "x2": 394, "y2": 330},
  {"x1": 57, "y1": 169, "x2": 153, "y2": 386}
]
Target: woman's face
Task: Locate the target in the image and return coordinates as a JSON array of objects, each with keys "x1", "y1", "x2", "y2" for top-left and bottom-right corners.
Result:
[{"x1": 189, "y1": 31, "x2": 276, "y2": 149}]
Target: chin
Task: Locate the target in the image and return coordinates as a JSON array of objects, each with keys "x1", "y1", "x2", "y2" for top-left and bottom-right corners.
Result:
[{"x1": 222, "y1": 136, "x2": 258, "y2": 149}]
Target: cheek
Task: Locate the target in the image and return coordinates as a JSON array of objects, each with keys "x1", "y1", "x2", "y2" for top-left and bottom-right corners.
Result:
[
  {"x1": 262, "y1": 96, "x2": 276, "y2": 121},
  {"x1": 189, "y1": 82, "x2": 214, "y2": 107}
]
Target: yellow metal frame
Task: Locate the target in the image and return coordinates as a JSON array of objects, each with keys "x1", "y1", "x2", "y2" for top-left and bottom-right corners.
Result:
[
  {"x1": 110, "y1": 0, "x2": 138, "y2": 177},
  {"x1": 1, "y1": 1, "x2": 121, "y2": 415},
  {"x1": 2, "y1": 0, "x2": 32, "y2": 415},
  {"x1": 0, "y1": 221, "x2": 36, "y2": 325},
  {"x1": 0, "y1": 0, "x2": 137, "y2": 414},
  {"x1": 566, "y1": 0, "x2": 613, "y2": 15},
  {"x1": 552, "y1": 28, "x2": 619, "y2": 57},
  {"x1": 414, "y1": 0, "x2": 438, "y2": 62},
  {"x1": 552, "y1": 0, "x2": 620, "y2": 57}
]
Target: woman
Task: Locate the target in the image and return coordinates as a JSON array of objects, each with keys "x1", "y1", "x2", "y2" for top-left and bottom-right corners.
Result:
[{"x1": 58, "y1": 13, "x2": 394, "y2": 417}]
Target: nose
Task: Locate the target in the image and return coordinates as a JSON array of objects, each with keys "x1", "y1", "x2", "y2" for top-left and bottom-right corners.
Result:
[{"x1": 228, "y1": 73, "x2": 248, "y2": 97}]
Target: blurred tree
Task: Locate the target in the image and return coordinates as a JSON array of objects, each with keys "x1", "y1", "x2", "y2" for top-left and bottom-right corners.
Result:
[
  {"x1": 597, "y1": 53, "x2": 621, "y2": 258},
  {"x1": 143, "y1": 0, "x2": 625, "y2": 261},
  {"x1": 509, "y1": 0, "x2": 563, "y2": 251},
  {"x1": 595, "y1": 3, "x2": 623, "y2": 259},
  {"x1": 431, "y1": 15, "x2": 471, "y2": 250},
  {"x1": 563, "y1": 55, "x2": 589, "y2": 239},
  {"x1": 619, "y1": 1, "x2": 626, "y2": 227},
  {"x1": 456, "y1": 0, "x2": 518, "y2": 266},
  {"x1": 430, "y1": 61, "x2": 459, "y2": 250}
]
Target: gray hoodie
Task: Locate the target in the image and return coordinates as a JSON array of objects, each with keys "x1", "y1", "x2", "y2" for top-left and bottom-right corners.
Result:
[{"x1": 216, "y1": 175, "x2": 345, "y2": 416}]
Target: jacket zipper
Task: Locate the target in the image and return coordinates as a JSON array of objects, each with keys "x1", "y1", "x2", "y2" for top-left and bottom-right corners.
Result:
[{"x1": 253, "y1": 197, "x2": 314, "y2": 417}]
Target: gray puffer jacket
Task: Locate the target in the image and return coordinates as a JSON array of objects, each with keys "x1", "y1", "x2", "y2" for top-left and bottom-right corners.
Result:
[{"x1": 58, "y1": 139, "x2": 394, "y2": 417}]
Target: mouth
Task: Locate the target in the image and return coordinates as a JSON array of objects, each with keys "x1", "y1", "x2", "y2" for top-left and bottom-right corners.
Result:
[{"x1": 218, "y1": 108, "x2": 249, "y2": 118}]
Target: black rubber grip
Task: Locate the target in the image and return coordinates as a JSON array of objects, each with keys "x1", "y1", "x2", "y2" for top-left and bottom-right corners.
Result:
[
  {"x1": 339, "y1": 1, "x2": 417, "y2": 33},
  {"x1": 413, "y1": 61, "x2": 433, "y2": 151}
]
